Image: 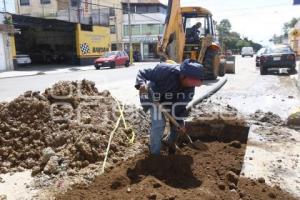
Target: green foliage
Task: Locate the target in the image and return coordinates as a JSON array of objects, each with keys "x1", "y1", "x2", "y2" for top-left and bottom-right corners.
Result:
[
  {"x1": 217, "y1": 19, "x2": 262, "y2": 52},
  {"x1": 3, "y1": 15, "x2": 13, "y2": 25},
  {"x1": 283, "y1": 17, "x2": 300, "y2": 36}
]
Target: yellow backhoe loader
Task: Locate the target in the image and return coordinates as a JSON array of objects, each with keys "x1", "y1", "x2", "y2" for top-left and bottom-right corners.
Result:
[{"x1": 157, "y1": 0, "x2": 235, "y2": 80}]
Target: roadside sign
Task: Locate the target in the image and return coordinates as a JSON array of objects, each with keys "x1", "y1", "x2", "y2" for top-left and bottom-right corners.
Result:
[{"x1": 294, "y1": 0, "x2": 300, "y2": 5}]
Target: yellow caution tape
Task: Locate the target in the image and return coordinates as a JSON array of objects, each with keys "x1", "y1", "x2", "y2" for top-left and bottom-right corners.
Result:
[
  {"x1": 101, "y1": 97, "x2": 137, "y2": 173},
  {"x1": 101, "y1": 105, "x2": 123, "y2": 174},
  {"x1": 114, "y1": 97, "x2": 136, "y2": 144}
]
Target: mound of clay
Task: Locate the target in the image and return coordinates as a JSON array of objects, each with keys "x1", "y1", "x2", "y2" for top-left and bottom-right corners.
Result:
[
  {"x1": 0, "y1": 80, "x2": 150, "y2": 175},
  {"x1": 250, "y1": 110, "x2": 284, "y2": 125}
]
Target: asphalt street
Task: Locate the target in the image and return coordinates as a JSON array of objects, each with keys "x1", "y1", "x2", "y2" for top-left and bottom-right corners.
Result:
[{"x1": 0, "y1": 56, "x2": 299, "y2": 118}]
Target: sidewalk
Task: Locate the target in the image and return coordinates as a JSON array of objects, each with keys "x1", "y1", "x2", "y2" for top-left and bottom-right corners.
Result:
[
  {"x1": 0, "y1": 64, "x2": 95, "y2": 79},
  {"x1": 0, "y1": 62, "x2": 158, "y2": 79},
  {"x1": 291, "y1": 60, "x2": 300, "y2": 89}
]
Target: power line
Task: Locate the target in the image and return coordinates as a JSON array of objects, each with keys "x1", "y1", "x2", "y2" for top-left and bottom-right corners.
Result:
[{"x1": 55, "y1": 0, "x2": 163, "y2": 23}]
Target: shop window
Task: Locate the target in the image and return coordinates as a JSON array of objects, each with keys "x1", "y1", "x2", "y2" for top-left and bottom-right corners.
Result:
[
  {"x1": 148, "y1": 5, "x2": 159, "y2": 13},
  {"x1": 81, "y1": 24, "x2": 93, "y2": 32},
  {"x1": 111, "y1": 44, "x2": 117, "y2": 51},
  {"x1": 40, "y1": 0, "x2": 51, "y2": 4},
  {"x1": 159, "y1": 24, "x2": 164, "y2": 34},
  {"x1": 109, "y1": 8, "x2": 115, "y2": 17},
  {"x1": 70, "y1": 0, "x2": 78, "y2": 7},
  {"x1": 20, "y1": 0, "x2": 30, "y2": 6},
  {"x1": 136, "y1": 5, "x2": 147, "y2": 14},
  {"x1": 122, "y1": 4, "x2": 136, "y2": 14},
  {"x1": 123, "y1": 25, "x2": 141, "y2": 36},
  {"x1": 159, "y1": 6, "x2": 167, "y2": 14},
  {"x1": 141, "y1": 24, "x2": 160, "y2": 35},
  {"x1": 110, "y1": 25, "x2": 116, "y2": 34}
]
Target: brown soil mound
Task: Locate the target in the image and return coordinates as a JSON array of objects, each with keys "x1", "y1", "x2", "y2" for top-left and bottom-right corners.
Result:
[
  {"x1": 56, "y1": 141, "x2": 296, "y2": 200},
  {"x1": 0, "y1": 80, "x2": 149, "y2": 175},
  {"x1": 250, "y1": 110, "x2": 284, "y2": 126}
]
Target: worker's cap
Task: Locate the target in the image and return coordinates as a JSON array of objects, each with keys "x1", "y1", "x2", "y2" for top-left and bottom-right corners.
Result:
[{"x1": 180, "y1": 59, "x2": 204, "y2": 81}]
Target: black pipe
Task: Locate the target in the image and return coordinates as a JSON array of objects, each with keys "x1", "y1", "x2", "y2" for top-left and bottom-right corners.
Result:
[{"x1": 186, "y1": 76, "x2": 227, "y2": 111}]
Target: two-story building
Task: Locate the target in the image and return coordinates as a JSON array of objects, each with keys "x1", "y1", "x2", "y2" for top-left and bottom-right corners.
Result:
[
  {"x1": 15, "y1": 0, "x2": 123, "y2": 50},
  {"x1": 13, "y1": 0, "x2": 167, "y2": 63},
  {"x1": 13, "y1": 0, "x2": 112, "y2": 66},
  {"x1": 289, "y1": 20, "x2": 300, "y2": 56},
  {"x1": 122, "y1": 0, "x2": 166, "y2": 61}
]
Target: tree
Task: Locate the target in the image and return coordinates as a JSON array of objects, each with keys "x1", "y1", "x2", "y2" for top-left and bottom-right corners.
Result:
[
  {"x1": 216, "y1": 19, "x2": 262, "y2": 52},
  {"x1": 217, "y1": 19, "x2": 232, "y2": 50},
  {"x1": 217, "y1": 19, "x2": 232, "y2": 35},
  {"x1": 283, "y1": 17, "x2": 299, "y2": 36}
]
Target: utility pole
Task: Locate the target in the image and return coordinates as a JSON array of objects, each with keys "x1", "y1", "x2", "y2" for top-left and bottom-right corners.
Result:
[
  {"x1": 127, "y1": 0, "x2": 133, "y2": 65},
  {"x1": 3, "y1": 0, "x2": 6, "y2": 12},
  {"x1": 77, "y1": 0, "x2": 81, "y2": 24}
]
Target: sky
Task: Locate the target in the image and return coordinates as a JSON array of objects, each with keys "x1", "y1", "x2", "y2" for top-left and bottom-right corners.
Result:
[{"x1": 160, "y1": 0, "x2": 300, "y2": 45}]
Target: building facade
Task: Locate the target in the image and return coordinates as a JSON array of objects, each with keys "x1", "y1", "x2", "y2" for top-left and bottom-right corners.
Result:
[
  {"x1": 289, "y1": 20, "x2": 300, "y2": 56},
  {"x1": 14, "y1": 0, "x2": 167, "y2": 62},
  {"x1": 13, "y1": 0, "x2": 111, "y2": 66},
  {"x1": 15, "y1": 0, "x2": 122, "y2": 49},
  {"x1": 121, "y1": 0, "x2": 166, "y2": 61}
]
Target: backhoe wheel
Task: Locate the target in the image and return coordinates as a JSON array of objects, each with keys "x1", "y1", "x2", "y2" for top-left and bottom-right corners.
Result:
[
  {"x1": 219, "y1": 62, "x2": 225, "y2": 77},
  {"x1": 203, "y1": 49, "x2": 220, "y2": 80}
]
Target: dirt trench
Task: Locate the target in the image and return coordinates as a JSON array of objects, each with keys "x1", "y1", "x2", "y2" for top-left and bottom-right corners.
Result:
[{"x1": 56, "y1": 139, "x2": 296, "y2": 200}]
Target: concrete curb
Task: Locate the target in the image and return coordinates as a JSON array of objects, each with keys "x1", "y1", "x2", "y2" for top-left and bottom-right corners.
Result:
[
  {"x1": 0, "y1": 72, "x2": 44, "y2": 79},
  {"x1": 291, "y1": 61, "x2": 300, "y2": 90}
]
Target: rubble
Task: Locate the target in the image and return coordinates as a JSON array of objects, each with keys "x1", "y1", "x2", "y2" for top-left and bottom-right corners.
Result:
[
  {"x1": 250, "y1": 110, "x2": 284, "y2": 125},
  {"x1": 0, "y1": 80, "x2": 150, "y2": 176}
]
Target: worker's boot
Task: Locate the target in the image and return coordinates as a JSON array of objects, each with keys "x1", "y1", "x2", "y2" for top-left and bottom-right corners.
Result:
[
  {"x1": 168, "y1": 142, "x2": 176, "y2": 155},
  {"x1": 162, "y1": 138, "x2": 176, "y2": 155}
]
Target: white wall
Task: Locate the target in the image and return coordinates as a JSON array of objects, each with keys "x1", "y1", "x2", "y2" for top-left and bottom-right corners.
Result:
[
  {"x1": 123, "y1": 13, "x2": 165, "y2": 25},
  {"x1": 0, "y1": 33, "x2": 6, "y2": 71}
]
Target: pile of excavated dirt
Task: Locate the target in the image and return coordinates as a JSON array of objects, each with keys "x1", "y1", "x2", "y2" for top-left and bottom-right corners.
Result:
[
  {"x1": 56, "y1": 141, "x2": 296, "y2": 200},
  {"x1": 0, "y1": 80, "x2": 149, "y2": 176},
  {"x1": 250, "y1": 110, "x2": 284, "y2": 126}
]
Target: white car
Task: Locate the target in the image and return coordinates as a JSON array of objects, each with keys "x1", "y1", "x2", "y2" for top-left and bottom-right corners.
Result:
[
  {"x1": 241, "y1": 47, "x2": 254, "y2": 57},
  {"x1": 16, "y1": 54, "x2": 31, "y2": 66}
]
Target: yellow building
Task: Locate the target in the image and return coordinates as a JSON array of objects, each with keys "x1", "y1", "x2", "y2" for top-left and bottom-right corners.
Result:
[
  {"x1": 15, "y1": 0, "x2": 123, "y2": 50},
  {"x1": 91, "y1": 0, "x2": 123, "y2": 50},
  {"x1": 13, "y1": 0, "x2": 112, "y2": 65},
  {"x1": 289, "y1": 20, "x2": 300, "y2": 56}
]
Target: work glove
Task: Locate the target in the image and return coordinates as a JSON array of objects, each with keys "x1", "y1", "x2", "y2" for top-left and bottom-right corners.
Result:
[{"x1": 139, "y1": 83, "x2": 148, "y2": 95}]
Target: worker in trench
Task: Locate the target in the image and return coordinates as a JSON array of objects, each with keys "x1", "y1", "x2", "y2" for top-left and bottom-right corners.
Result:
[{"x1": 135, "y1": 59, "x2": 204, "y2": 155}]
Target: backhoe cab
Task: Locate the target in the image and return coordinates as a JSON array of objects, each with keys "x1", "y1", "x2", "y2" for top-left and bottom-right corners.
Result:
[{"x1": 157, "y1": 0, "x2": 231, "y2": 80}]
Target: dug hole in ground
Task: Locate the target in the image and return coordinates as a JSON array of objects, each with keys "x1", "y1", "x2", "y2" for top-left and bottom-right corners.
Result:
[{"x1": 0, "y1": 80, "x2": 299, "y2": 200}]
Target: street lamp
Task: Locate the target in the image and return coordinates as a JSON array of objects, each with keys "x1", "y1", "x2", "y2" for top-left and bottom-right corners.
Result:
[{"x1": 127, "y1": 0, "x2": 133, "y2": 65}]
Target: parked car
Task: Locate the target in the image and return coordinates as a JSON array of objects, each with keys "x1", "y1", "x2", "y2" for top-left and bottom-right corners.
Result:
[
  {"x1": 260, "y1": 45, "x2": 296, "y2": 75},
  {"x1": 16, "y1": 54, "x2": 31, "y2": 66},
  {"x1": 241, "y1": 47, "x2": 254, "y2": 57},
  {"x1": 94, "y1": 51, "x2": 130, "y2": 69},
  {"x1": 225, "y1": 49, "x2": 233, "y2": 56},
  {"x1": 255, "y1": 47, "x2": 267, "y2": 67}
]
